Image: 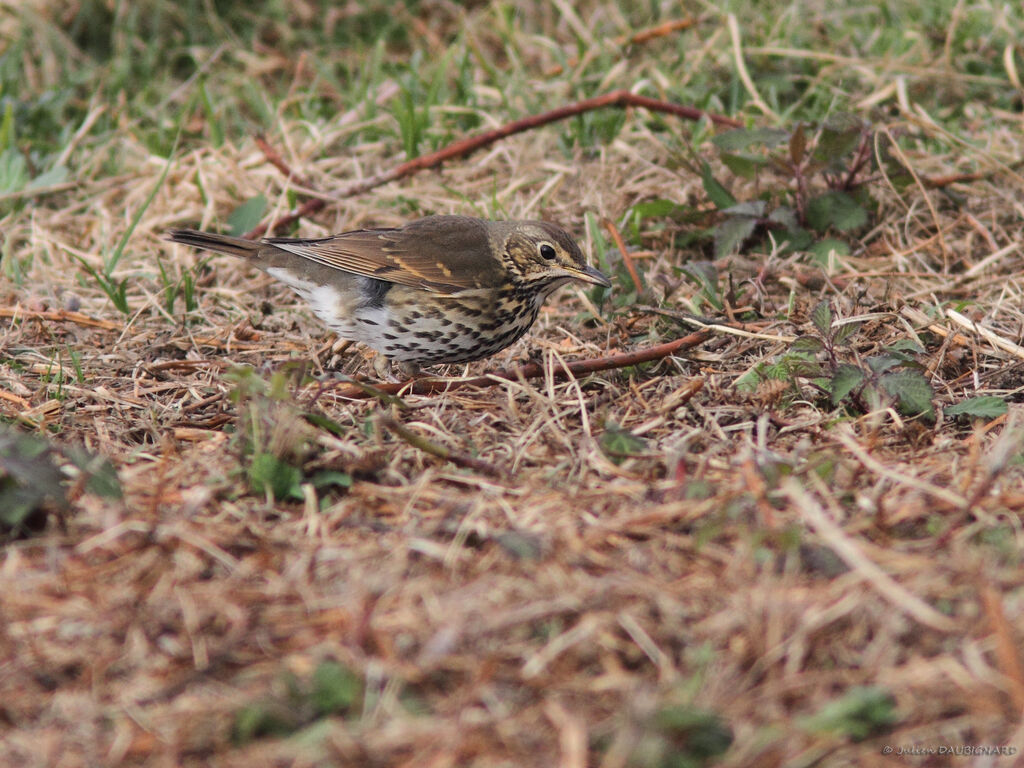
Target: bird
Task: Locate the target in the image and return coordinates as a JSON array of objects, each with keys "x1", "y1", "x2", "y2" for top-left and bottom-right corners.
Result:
[{"x1": 167, "y1": 215, "x2": 611, "y2": 376}]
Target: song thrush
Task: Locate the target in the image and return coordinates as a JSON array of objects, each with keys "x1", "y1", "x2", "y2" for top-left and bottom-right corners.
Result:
[{"x1": 167, "y1": 215, "x2": 610, "y2": 374}]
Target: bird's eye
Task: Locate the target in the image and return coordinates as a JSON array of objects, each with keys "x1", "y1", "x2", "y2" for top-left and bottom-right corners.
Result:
[{"x1": 539, "y1": 243, "x2": 557, "y2": 260}]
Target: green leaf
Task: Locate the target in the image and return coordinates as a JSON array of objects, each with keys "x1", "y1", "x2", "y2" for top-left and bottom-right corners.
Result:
[
  {"x1": 760, "y1": 351, "x2": 819, "y2": 382},
  {"x1": 629, "y1": 199, "x2": 686, "y2": 220},
  {"x1": 719, "y1": 152, "x2": 764, "y2": 179},
  {"x1": 495, "y1": 531, "x2": 544, "y2": 560},
  {"x1": 790, "y1": 335, "x2": 824, "y2": 354},
  {"x1": 800, "y1": 686, "x2": 899, "y2": 742},
  {"x1": 197, "y1": 79, "x2": 224, "y2": 148},
  {"x1": 808, "y1": 238, "x2": 850, "y2": 266},
  {"x1": 700, "y1": 161, "x2": 736, "y2": 210},
  {"x1": 880, "y1": 369, "x2": 934, "y2": 418},
  {"x1": 887, "y1": 339, "x2": 925, "y2": 354},
  {"x1": 65, "y1": 446, "x2": 122, "y2": 499},
  {"x1": 814, "y1": 113, "x2": 864, "y2": 167},
  {"x1": 0, "y1": 430, "x2": 67, "y2": 532},
  {"x1": 722, "y1": 200, "x2": 766, "y2": 218},
  {"x1": 105, "y1": 111, "x2": 184, "y2": 276},
  {"x1": 831, "y1": 364, "x2": 866, "y2": 405},
  {"x1": 781, "y1": 227, "x2": 813, "y2": 251},
  {"x1": 0, "y1": 148, "x2": 29, "y2": 193},
  {"x1": 713, "y1": 216, "x2": 757, "y2": 257},
  {"x1": 653, "y1": 706, "x2": 734, "y2": 760},
  {"x1": 866, "y1": 355, "x2": 904, "y2": 373},
  {"x1": 248, "y1": 452, "x2": 304, "y2": 501},
  {"x1": 733, "y1": 366, "x2": 763, "y2": 393},
  {"x1": 304, "y1": 413, "x2": 347, "y2": 437},
  {"x1": 807, "y1": 191, "x2": 868, "y2": 232},
  {"x1": 228, "y1": 194, "x2": 267, "y2": 237},
  {"x1": 627, "y1": 199, "x2": 689, "y2": 241},
  {"x1": 600, "y1": 423, "x2": 648, "y2": 464},
  {"x1": 27, "y1": 164, "x2": 70, "y2": 190},
  {"x1": 788, "y1": 359, "x2": 824, "y2": 378},
  {"x1": 225, "y1": 365, "x2": 268, "y2": 399},
  {"x1": 810, "y1": 301, "x2": 832, "y2": 336},
  {"x1": 681, "y1": 261, "x2": 722, "y2": 309},
  {"x1": 232, "y1": 703, "x2": 298, "y2": 744},
  {"x1": 310, "y1": 661, "x2": 362, "y2": 716},
  {"x1": 0, "y1": 102, "x2": 14, "y2": 151},
  {"x1": 311, "y1": 470, "x2": 353, "y2": 490},
  {"x1": 768, "y1": 206, "x2": 798, "y2": 230},
  {"x1": 945, "y1": 396, "x2": 1008, "y2": 419},
  {"x1": 832, "y1": 321, "x2": 863, "y2": 345}
]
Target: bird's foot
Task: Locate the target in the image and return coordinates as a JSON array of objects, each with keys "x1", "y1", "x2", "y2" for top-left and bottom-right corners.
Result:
[{"x1": 372, "y1": 355, "x2": 423, "y2": 382}]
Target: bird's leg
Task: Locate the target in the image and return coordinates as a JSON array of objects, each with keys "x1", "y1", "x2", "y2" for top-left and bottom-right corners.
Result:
[
  {"x1": 395, "y1": 361, "x2": 423, "y2": 380},
  {"x1": 372, "y1": 354, "x2": 393, "y2": 380},
  {"x1": 372, "y1": 355, "x2": 422, "y2": 382}
]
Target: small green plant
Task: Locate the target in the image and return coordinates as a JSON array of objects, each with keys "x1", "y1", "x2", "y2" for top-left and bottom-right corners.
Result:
[
  {"x1": 0, "y1": 95, "x2": 72, "y2": 213},
  {"x1": 599, "y1": 421, "x2": 649, "y2": 465},
  {"x1": 626, "y1": 705, "x2": 734, "y2": 768},
  {"x1": 66, "y1": 348, "x2": 85, "y2": 385},
  {"x1": 623, "y1": 199, "x2": 694, "y2": 245},
  {"x1": 738, "y1": 301, "x2": 936, "y2": 420},
  {"x1": 391, "y1": 49, "x2": 451, "y2": 159},
  {"x1": 679, "y1": 261, "x2": 723, "y2": 313},
  {"x1": 800, "y1": 686, "x2": 899, "y2": 742},
  {"x1": 227, "y1": 366, "x2": 352, "y2": 503},
  {"x1": 72, "y1": 254, "x2": 130, "y2": 314},
  {"x1": 639, "y1": 115, "x2": 871, "y2": 260},
  {"x1": 229, "y1": 366, "x2": 313, "y2": 502},
  {"x1": 156, "y1": 256, "x2": 204, "y2": 316},
  {"x1": 565, "y1": 100, "x2": 628, "y2": 149},
  {"x1": 944, "y1": 395, "x2": 1008, "y2": 421},
  {"x1": 0, "y1": 427, "x2": 121, "y2": 538},
  {"x1": 706, "y1": 115, "x2": 871, "y2": 256},
  {"x1": 196, "y1": 78, "x2": 224, "y2": 149},
  {"x1": 36, "y1": 348, "x2": 85, "y2": 399},
  {"x1": 0, "y1": 430, "x2": 66, "y2": 536},
  {"x1": 232, "y1": 659, "x2": 364, "y2": 745},
  {"x1": 70, "y1": 99, "x2": 185, "y2": 314}
]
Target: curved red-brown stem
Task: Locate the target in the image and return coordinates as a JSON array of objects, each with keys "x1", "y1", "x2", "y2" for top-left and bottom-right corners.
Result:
[
  {"x1": 329, "y1": 330, "x2": 712, "y2": 400},
  {"x1": 245, "y1": 92, "x2": 741, "y2": 238}
]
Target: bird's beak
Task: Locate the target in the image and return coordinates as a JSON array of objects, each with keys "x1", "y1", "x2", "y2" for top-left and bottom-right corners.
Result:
[{"x1": 570, "y1": 264, "x2": 612, "y2": 288}]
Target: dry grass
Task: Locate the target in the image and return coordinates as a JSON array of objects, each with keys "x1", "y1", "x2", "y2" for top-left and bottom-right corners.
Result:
[{"x1": 2, "y1": 2, "x2": 1024, "y2": 766}]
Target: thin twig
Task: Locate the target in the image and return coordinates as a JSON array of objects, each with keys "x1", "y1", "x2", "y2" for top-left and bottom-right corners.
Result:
[
  {"x1": 378, "y1": 415, "x2": 504, "y2": 478},
  {"x1": 922, "y1": 170, "x2": 990, "y2": 188},
  {"x1": 329, "y1": 330, "x2": 712, "y2": 399},
  {"x1": 943, "y1": 308, "x2": 1024, "y2": 361},
  {"x1": 253, "y1": 134, "x2": 315, "y2": 189},
  {"x1": 544, "y1": 17, "x2": 699, "y2": 76},
  {"x1": 246, "y1": 92, "x2": 741, "y2": 238},
  {"x1": 634, "y1": 306, "x2": 796, "y2": 342},
  {"x1": 602, "y1": 218, "x2": 643, "y2": 293},
  {"x1": 0, "y1": 389, "x2": 31, "y2": 409},
  {"x1": 0, "y1": 306, "x2": 122, "y2": 331},
  {"x1": 840, "y1": 130, "x2": 874, "y2": 191}
]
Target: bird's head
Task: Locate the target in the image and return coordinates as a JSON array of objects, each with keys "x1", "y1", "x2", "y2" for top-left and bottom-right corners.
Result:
[{"x1": 499, "y1": 221, "x2": 611, "y2": 295}]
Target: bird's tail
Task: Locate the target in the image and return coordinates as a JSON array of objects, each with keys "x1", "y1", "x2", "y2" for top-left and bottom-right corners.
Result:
[{"x1": 166, "y1": 229, "x2": 262, "y2": 259}]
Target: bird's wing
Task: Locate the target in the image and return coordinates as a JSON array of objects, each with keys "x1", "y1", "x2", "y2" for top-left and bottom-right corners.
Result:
[{"x1": 264, "y1": 217, "x2": 506, "y2": 294}]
